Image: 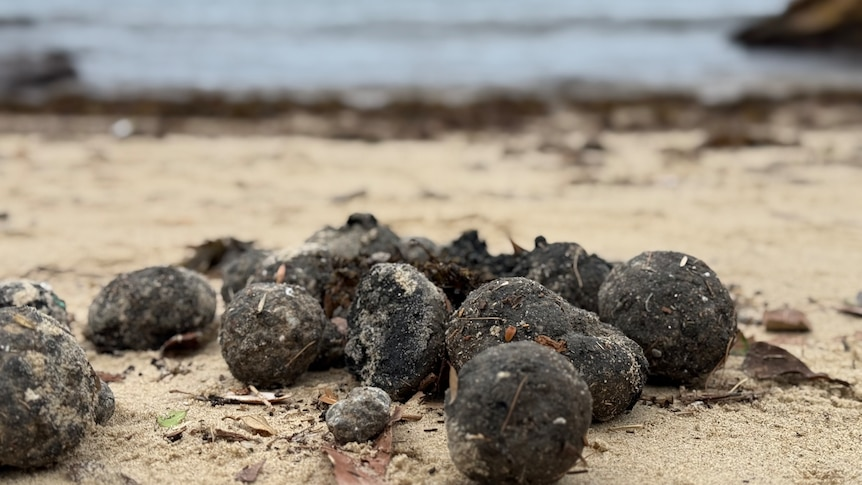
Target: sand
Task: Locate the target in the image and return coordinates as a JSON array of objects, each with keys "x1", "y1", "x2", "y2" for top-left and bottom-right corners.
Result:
[{"x1": 1, "y1": 123, "x2": 861, "y2": 484}]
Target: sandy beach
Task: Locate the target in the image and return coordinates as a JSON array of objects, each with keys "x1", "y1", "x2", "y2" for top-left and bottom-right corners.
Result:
[{"x1": 1, "y1": 115, "x2": 861, "y2": 484}]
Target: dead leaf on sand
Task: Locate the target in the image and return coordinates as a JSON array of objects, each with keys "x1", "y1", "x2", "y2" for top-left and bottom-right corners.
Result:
[
  {"x1": 234, "y1": 459, "x2": 266, "y2": 483},
  {"x1": 169, "y1": 389, "x2": 291, "y2": 406},
  {"x1": 96, "y1": 371, "x2": 125, "y2": 383},
  {"x1": 319, "y1": 387, "x2": 339, "y2": 405},
  {"x1": 224, "y1": 415, "x2": 277, "y2": 436},
  {"x1": 837, "y1": 305, "x2": 862, "y2": 318},
  {"x1": 742, "y1": 341, "x2": 851, "y2": 387},
  {"x1": 763, "y1": 308, "x2": 811, "y2": 332},
  {"x1": 323, "y1": 447, "x2": 382, "y2": 485}
]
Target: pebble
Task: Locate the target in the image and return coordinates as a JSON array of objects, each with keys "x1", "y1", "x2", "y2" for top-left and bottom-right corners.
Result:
[
  {"x1": 325, "y1": 386, "x2": 392, "y2": 444},
  {"x1": 0, "y1": 307, "x2": 114, "y2": 468},
  {"x1": 446, "y1": 341, "x2": 592, "y2": 484},
  {"x1": 86, "y1": 266, "x2": 217, "y2": 351}
]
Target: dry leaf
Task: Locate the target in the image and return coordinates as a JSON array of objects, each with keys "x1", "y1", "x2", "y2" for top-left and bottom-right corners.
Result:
[
  {"x1": 763, "y1": 308, "x2": 811, "y2": 332},
  {"x1": 96, "y1": 371, "x2": 125, "y2": 383},
  {"x1": 367, "y1": 427, "x2": 392, "y2": 477},
  {"x1": 534, "y1": 335, "x2": 567, "y2": 352},
  {"x1": 241, "y1": 416, "x2": 276, "y2": 436},
  {"x1": 742, "y1": 341, "x2": 851, "y2": 387},
  {"x1": 224, "y1": 415, "x2": 277, "y2": 436},
  {"x1": 837, "y1": 305, "x2": 862, "y2": 318},
  {"x1": 448, "y1": 366, "x2": 458, "y2": 404},
  {"x1": 323, "y1": 447, "x2": 381, "y2": 485},
  {"x1": 218, "y1": 391, "x2": 291, "y2": 406},
  {"x1": 320, "y1": 388, "x2": 338, "y2": 405},
  {"x1": 206, "y1": 428, "x2": 258, "y2": 443},
  {"x1": 235, "y1": 459, "x2": 266, "y2": 483}
]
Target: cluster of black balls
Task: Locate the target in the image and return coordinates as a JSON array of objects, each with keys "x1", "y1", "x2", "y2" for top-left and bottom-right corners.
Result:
[{"x1": 2, "y1": 213, "x2": 737, "y2": 483}]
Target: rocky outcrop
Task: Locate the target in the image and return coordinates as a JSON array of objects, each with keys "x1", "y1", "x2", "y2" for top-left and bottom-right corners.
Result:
[{"x1": 734, "y1": 0, "x2": 862, "y2": 48}]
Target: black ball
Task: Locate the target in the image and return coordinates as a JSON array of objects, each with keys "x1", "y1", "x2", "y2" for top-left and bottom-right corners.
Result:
[
  {"x1": 220, "y1": 283, "x2": 327, "y2": 388},
  {"x1": 598, "y1": 250, "x2": 737, "y2": 384},
  {"x1": 1, "y1": 307, "x2": 113, "y2": 468},
  {"x1": 87, "y1": 266, "x2": 217, "y2": 351},
  {"x1": 446, "y1": 341, "x2": 592, "y2": 484}
]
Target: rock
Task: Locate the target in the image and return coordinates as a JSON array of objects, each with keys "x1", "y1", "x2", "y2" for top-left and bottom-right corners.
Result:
[
  {"x1": 0, "y1": 279, "x2": 69, "y2": 329},
  {"x1": 0, "y1": 307, "x2": 113, "y2": 468},
  {"x1": 345, "y1": 263, "x2": 448, "y2": 402},
  {"x1": 0, "y1": 49, "x2": 77, "y2": 92},
  {"x1": 598, "y1": 251, "x2": 737, "y2": 385},
  {"x1": 305, "y1": 213, "x2": 402, "y2": 260},
  {"x1": 734, "y1": 0, "x2": 862, "y2": 49},
  {"x1": 325, "y1": 386, "x2": 392, "y2": 444},
  {"x1": 447, "y1": 277, "x2": 647, "y2": 421},
  {"x1": 512, "y1": 236, "x2": 612, "y2": 313},
  {"x1": 220, "y1": 248, "x2": 271, "y2": 304},
  {"x1": 86, "y1": 266, "x2": 217, "y2": 352},
  {"x1": 220, "y1": 283, "x2": 327, "y2": 388},
  {"x1": 446, "y1": 341, "x2": 592, "y2": 484}
]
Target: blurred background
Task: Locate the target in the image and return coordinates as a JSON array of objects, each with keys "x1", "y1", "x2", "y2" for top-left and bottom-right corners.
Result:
[{"x1": 1, "y1": 0, "x2": 861, "y2": 116}]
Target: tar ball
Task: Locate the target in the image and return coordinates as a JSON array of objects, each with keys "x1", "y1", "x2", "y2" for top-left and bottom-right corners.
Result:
[
  {"x1": 325, "y1": 386, "x2": 392, "y2": 444},
  {"x1": 345, "y1": 263, "x2": 448, "y2": 402},
  {"x1": 250, "y1": 243, "x2": 334, "y2": 305},
  {"x1": 305, "y1": 213, "x2": 402, "y2": 260},
  {"x1": 513, "y1": 237, "x2": 612, "y2": 313},
  {"x1": 598, "y1": 250, "x2": 737, "y2": 384},
  {"x1": 0, "y1": 307, "x2": 114, "y2": 468},
  {"x1": 447, "y1": 277, "x2": 648, "y2": 422},
  {"x1": 0, "y1": 280, "x2": 70, "y2": 329},
  {"x1": 446, "y1": 341, "x2": 592, "y2": 485},
  {"x1": 220, "y1": 248, "x2": 271, "y2": 304},
  {"x1": 86, "y1": 266, "x2": 217, "y2": 352},
  {"x1": 219, "y1": 283, "x2": 327, "y2": 388}
]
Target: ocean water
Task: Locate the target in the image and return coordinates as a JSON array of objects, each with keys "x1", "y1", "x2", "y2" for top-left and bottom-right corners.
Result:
[{"x1": 1, "y1": 0, "x2": 862, "y2": 102}]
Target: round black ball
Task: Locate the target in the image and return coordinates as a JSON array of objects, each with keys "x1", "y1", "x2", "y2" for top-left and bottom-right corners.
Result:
[{"x1": 446, "y1": 341, "x2": 592, "y2": 484}]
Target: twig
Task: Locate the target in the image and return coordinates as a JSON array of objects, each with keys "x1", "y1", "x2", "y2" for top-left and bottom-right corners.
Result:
[
  {"x1": 285, "y1": 340, "x2": 317, "y2": 371},
  {"x1": 572, "y1": 247, "x2": 584, "y2": 289},
  {"x1": 728, "y1": 378, "x2": 749, "y2": 394},
  {"x1": 500, "y1": 376, "x2": 528, "y2": 433},
  {"x1": 248, "y1": 385, "x2": 272, "y2": 409},
  {"x1": 608, "y1": 424, "x2": 644, "y2": 431}
]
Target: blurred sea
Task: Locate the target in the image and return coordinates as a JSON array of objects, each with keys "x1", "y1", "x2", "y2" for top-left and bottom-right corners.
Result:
[{"x1": 2, "y1": 0, "x2": 862, "y2": 103}]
